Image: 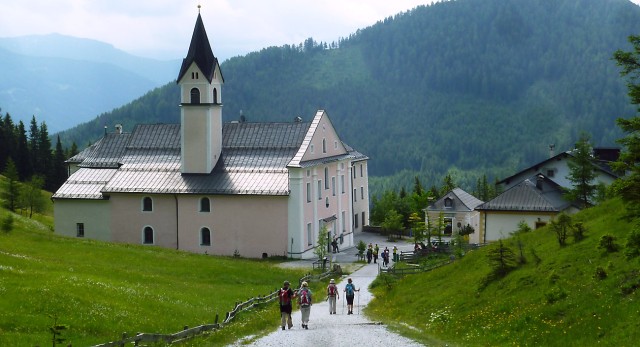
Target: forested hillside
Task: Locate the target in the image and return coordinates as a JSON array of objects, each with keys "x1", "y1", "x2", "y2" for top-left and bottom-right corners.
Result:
[{"x1": 56, "y1": 0, "x2": 640, "y2": 195}]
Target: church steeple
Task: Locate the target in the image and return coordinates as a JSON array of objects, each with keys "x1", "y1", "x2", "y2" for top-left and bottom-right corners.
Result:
[
  {"x1": 178, "y1": 8, "x2": 224, "y2": 174},
  {"x1": 176, "y1": 12, "x2": 224, "y2": 84}
]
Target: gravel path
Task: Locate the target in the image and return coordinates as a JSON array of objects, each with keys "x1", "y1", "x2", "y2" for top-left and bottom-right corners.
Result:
[{"x1": 226, "y1": 262, "x2": 425, "y2": 347}]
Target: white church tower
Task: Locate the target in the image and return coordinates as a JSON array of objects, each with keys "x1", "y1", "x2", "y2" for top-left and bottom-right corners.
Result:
[{"x1": 176, "y1": 8, "x2": 224, "y2": 174}]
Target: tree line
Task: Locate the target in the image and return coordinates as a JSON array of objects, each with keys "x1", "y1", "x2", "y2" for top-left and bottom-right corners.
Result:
[{"x1": 1, "y1": 111, "x2": 77, "y2": 214}]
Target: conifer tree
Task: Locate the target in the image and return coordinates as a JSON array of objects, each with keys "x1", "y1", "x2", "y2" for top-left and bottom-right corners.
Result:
[
  {"x1": 564, "y1": 133, "x2": 597, "y2": 208},
  {"x1": 613, "y1": 35, "x2": 640, "y2": 218},
  {"x1": 1, "y1": 159, "x2": 20, "y2": 211}
]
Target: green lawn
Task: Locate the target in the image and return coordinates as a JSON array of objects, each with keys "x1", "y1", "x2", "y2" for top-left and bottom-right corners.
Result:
[
  {"x1": 367, "y1": 198, "x2": 640, "y2": 346},
  {"x1": 0, "y1": 208, "x2": 307, "y2": 346}
]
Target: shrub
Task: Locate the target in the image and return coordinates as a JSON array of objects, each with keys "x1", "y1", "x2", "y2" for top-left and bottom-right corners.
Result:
[
  {"x1": 545, "y1": 286, "x2": 567, "y2": 304},
  {"x1": 573, "y1": 222, "x2": 586, "y2": 242},
  {"x1": 594, "y1": 266, "x2": 607, "y2": 280},
  {"x1": 624, "y1": 224, "x2": 640, "y2": 258},
  {"x1": 1, "y1": 213, "x2": 13, "y2": 233},
  {"x1": 598, "y1": 234, "x2": 619, "y2": 253}
]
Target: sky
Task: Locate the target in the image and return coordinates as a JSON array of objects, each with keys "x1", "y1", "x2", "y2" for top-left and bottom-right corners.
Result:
[{"x1": 0, "y1": 0, "x2": 440, "y2": 62}]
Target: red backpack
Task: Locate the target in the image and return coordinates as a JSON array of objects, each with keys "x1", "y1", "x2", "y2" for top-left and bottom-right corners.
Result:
[
  {"x1": 328, "y1": 284, "x2": 337, "y2": 296},
  {"x1": 279, "y1": 288, "x2": 291, "y2": 305},
  {"x1": 299, "y1": 289, "x2": 311, "y2": 306}
]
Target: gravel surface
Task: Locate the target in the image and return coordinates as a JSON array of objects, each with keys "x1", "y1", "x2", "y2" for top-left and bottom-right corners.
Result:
[{"x1": 226, "y1": 256, "x2": 426, "y2": 347}]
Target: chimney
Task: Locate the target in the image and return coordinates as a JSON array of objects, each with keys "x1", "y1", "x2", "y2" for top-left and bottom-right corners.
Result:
[{"x1": 115, "y1": 124, "x2": 123, "y2": 134}]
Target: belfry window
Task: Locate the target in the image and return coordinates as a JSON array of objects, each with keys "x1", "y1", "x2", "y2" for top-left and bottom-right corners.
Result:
[
  {"x1": 213, "y1": 88, "x2": 218, "y2": 104},
  {"x1": 190, "y1": 88, "x2": 201, "y2": 104}
]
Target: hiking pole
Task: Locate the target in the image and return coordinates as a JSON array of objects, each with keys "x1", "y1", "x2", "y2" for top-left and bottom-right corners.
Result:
[
  {"x1": 342, "y1": 293, "x2": 344, "y2": 314},
  {"x1": 357, "y1": 290, "x2": 360, "y2": 315}
]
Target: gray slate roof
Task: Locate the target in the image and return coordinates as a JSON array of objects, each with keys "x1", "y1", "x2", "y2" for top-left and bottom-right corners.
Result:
[
  {"x1": 55, "y1": 119, "x2": 358, "y2": 199},
  {"x1": 477, "y1": 175, "x2": 573, "y2": 212},
  {"x1": 426, "y1": 188, "x2": 484, "y2": 212}
]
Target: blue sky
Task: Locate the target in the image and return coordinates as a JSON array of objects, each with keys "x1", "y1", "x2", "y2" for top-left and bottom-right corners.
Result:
[{"x1": 2, "y1": 0, "x2": 639, "y2": 62}]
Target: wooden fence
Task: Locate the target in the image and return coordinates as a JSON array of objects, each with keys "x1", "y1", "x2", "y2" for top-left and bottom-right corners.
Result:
[
  {"x1": 91, "y1": 269, "x2": 339, "y2": 347},
  {"x1": 379, "y1": 259, "x2": 451, "y2": 276}
]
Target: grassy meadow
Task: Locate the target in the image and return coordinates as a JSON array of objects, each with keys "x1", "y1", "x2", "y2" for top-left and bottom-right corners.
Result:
[
  {"x1": 367, "y1": 198, "x2": 640, "y2": 346},
  {"x1": 0, "y1": 206, "x2": 308, "y2": 346}
]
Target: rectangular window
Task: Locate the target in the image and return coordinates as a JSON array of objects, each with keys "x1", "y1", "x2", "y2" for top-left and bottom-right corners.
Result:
[
  {"x1": 325, "y1": 167, "x2": 329, "y2": 189},
  {"x1": 318, "y1": 180, "x2": 322, "y2": 200},
  {"x1": 360, "y1": 164, "x2": 363, "y2": 177},
  {"x1": 353, "y1": 189, "x2": 357, "y2": 202},
  {"x1": 341, "y1": 175, "x2": 345, "y2": 194},
  {"x1": 307, "y1": 182, "x2": 311, "y2": 202},
  {"x1": 362, "y1": 212, "x2": 366, "y2": 227},
  {"x1": 307, "y1": 223, "x2": 312, "y2": 246},
  {"x1": 361, "y1": 186, "x2": 364, "y2": 200},
  {"x1": 353, "y1": 168, "x2": 356, "y2": 179},
  {"x1": 354, "y1": 214, "x2": 359, "y2": 228},
  {"x1": 342, "y1": 211, "x2": 346, "y2": 233},
  {"x1": 76, "y1": 223, "x2": 84, "y2": 237},
  {"x1": 332, "y1": 177, "x2": 336, "y2": 196}
]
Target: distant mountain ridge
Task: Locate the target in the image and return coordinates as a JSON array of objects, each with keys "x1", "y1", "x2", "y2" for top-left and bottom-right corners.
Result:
[
  {"x1": 0, "y1": 34, "x2": 179, "y2": 132},
  {"x1": 39, "y1": 0, "x2": 640, "y2": 192}
]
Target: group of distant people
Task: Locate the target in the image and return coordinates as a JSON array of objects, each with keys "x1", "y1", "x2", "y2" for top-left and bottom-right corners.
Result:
[
  {"x1": 365, "y1": 243, "x2": 398, "y2": 267},
  {"x1": 278, "y1": 277, "x2": 360, "y2": 330}
]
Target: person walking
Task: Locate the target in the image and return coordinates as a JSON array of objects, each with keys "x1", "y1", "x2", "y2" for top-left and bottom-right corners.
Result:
[
  {"x1": 279, "y1": 280, "x2": 296, "y2": 330},
  {"x1": 327, "y1": 278, "x2": 339, "y2": 314},
  {"x1": 366, "y1": 243, "x2": 373, "y2": 264},
  {"x1": 298, "y1": 281, "x2": 312, "y2": 329},
  {"x1": 373, "y1": 244, "x2": 379, "y2": 264},
  {"x1": 393, "y1": 245, "x2": 399, "y2": 262},
  {"x1": 343, "y1": 278, "x2": 360, "y2": 315}
]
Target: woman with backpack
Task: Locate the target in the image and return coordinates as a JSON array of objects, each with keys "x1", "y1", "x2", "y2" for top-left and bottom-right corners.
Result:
[
  {"x1": 279, "y1": 280, "x2": 296, "y2": 330},
  {"x1": 297, "y1": 281, "x2": 312, "y2": 329},
  {"x1": 326, "y1": 278, "x2": 339, "y2": 314},
  {"x1": 343, "y1": 278, "x2": 360, "y2": 315}
]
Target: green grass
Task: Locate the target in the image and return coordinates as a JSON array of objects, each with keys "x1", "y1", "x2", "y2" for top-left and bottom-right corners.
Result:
[
  {"x1": 0, "y1": 208, "x2": 307, "y2": 346},
  {"x1": 367, "y1": 198, "x2": 640, "y2": 346}
]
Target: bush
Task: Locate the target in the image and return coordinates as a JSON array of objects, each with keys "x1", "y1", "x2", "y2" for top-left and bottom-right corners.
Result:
[
  {"x1": 598, "y1": 234, "x2": 619, "y2": 253},
  {"x1": 1, "y1": 213, "x2": 13, "y2": 233},
  {"x1": 545, "y1": 286, "x2": 567, "y2": 304},
  {"x1": 573, "y1": 222, "x2": 586, "y2": 242},
  {"x1": 594, "y1": 266, "x2": 607, "y2": 280},
  {"x1": 624, "y1": 224, "x2": 640, "y2": 258}
]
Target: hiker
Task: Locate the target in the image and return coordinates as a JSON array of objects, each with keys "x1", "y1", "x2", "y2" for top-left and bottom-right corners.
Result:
[
  {"x1": 279, "y1": 280, "x2": 296, "y2": 330},
  {"x1": 298, "y1": 281, "x2": 312, "y2": 329},
  {"x1": 373, "y1": 244, "x2": 379, "y2": 264},
  {"x1": 393, "y1": 245, "x2": 398, "y2": 262},
  {"x1": 382, "y1": 248, "x2": 389, "y2": 267},
  {"x1": 331, "y1": 237, "x2": 339, "y2": 253},
  {"x1": 366, "y1": 243, "x2": 373, "y2": 263},
  {"x1": 327, "y1": 278, "x2": 339, "y2": 314},
  {"x1": 344, "y1": 278, "x2": 360, "y2": 315}
]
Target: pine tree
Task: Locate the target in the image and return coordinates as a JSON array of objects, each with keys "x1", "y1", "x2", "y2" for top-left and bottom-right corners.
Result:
[
  {"x1": 15, "y1": 121, "x2": 31, "y2": 180},
  {"x1": 1, "y1": 159, "x2": 20, "y2": 211},
  {"x1": 52, "y1": 136, "x2": 67, "y2": 191},
  {"x1": 564, "y1": 133, "x2": 597, "y2": 208},
  {"x1": 613, "y1": 35, "x2": 640, "y2": 219}
]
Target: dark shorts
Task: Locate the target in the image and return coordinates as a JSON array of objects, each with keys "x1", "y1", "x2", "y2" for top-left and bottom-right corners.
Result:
[{"x1": 346, "y1": 295, "x2": 355, "y2": 305}]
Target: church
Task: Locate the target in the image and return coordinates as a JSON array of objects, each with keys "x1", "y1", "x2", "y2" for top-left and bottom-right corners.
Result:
[{"x1": 52, "y1": 11, "x2": 370, "y2": 259}]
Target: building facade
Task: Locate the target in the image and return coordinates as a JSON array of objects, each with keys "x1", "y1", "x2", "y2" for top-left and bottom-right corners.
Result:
[{"x1": 52, "y1": 12, "x2": 370, "y2": 259}]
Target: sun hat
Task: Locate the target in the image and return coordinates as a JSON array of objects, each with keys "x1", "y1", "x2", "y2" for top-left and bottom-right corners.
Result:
[
  {"x1": 302, "y1": 281, "x2": 308, "y2": 287},
  {"x1": 283, "y1": 280, "x2": 290, "y2": 286},
  {"x1": 330, "y1": 278, "x2": 335, "y2": 284}
]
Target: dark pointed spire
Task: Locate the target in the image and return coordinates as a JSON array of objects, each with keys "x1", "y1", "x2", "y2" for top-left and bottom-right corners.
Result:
[{"x1": 176, "y1": 11, "x2": 223, "y2": 83}]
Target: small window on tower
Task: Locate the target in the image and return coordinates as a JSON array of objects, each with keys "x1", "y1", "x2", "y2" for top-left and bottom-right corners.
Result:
[{"x1": 190, "y1": 88, "x2": 201, "y2": 104}]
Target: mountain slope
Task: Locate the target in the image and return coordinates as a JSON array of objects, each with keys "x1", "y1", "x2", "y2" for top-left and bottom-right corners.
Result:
[
  {"x1": 0, "y1": 34, "x2": 179, "y2": 132},
  {"x1": 56, "y1": 0, "x2": 640, "y2": 190}
]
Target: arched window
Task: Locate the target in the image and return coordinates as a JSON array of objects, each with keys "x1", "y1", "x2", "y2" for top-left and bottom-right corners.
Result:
[
  {"x1": 190, "y1": 88, "x2": 201, "y2": 104},
  {"x1": 200, "y1": 227, "x2": 211, "y2": 246},
  {"x1": 142, "y1": 197, "x2": 153, "y2": 212},
  {"x1": 213, "y1": 88, "x2": 218, "y2": 104},
  {"x1": 200, "y1": 197, "x2": 210, "y2": 212},
  {"x1": 143, "y1": 226, "x2": 154, "y2": 244}
]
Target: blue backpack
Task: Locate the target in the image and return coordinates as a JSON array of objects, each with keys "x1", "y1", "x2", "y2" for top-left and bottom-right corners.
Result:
[{"x1": 345, "y1": 283, "x2": 355, "y2": 296}]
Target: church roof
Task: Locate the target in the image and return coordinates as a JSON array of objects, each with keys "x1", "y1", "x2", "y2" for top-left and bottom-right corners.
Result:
[
  {"x1": 54, "y1": 120, "x2": 316, "y2": 198},
  {"x1": 176, "y1": 13, "x2": 222, "y2": 84}
]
